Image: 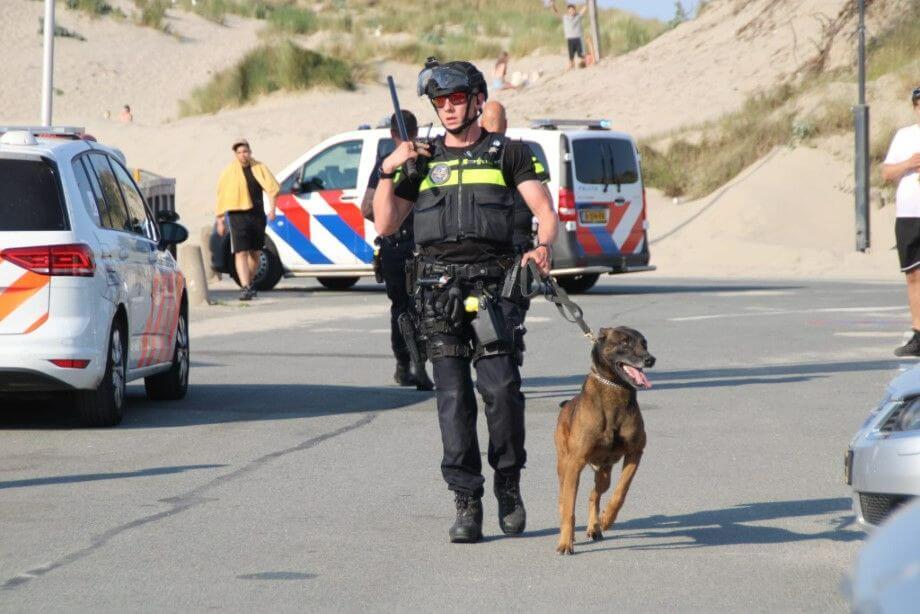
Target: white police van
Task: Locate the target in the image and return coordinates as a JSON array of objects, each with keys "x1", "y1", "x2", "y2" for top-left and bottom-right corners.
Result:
[
  {"x1": 211, "y1": 118, "x2": 653, "y2": 293},
  {"x1": 0, "y1": 126, "x2": 190, "y2": 426}
]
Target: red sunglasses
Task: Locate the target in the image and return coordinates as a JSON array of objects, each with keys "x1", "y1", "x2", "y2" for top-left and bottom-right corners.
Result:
[{"x1": 432, "y1": 92, "x2": 469, "y2": 109}]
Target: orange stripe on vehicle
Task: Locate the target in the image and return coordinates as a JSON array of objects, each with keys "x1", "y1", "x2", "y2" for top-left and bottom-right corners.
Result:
[
  {"x1": 23, "y1": 311, "x2": 49, "y2": 334},
  {"x1": 160, "y1": 273, "x2": 186, "y2": 363},
  {"x1": 148, "y1": 273, "x2": 173, "y2": 365},
  {"x1": 137, "y1": 274, "x2": 160, "y2": 367},
  {"x1": 0, "y1": 272, "x2": 49, "y2": 321}
]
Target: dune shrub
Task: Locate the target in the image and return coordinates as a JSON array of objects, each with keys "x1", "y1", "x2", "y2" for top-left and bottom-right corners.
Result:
[{"x1": 180, "y1": 41, "x2": 355, "y2": 116}]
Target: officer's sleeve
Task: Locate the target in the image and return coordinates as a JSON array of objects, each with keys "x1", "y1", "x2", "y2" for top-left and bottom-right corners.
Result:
[
  {"x1": 503, "y1": 141, "x2": 540, "y2": 188},
  {"x1": 366, "y1": 164, "x2": 381, "y2": 191},
  {"x1": 394, "y1": 170, "x2": 422, "y2": 202}
]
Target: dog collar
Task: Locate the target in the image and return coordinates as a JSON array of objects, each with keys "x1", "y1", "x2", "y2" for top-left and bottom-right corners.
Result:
[{"x1": 589, "y1": 367, "x2": 621, "y2": 388}]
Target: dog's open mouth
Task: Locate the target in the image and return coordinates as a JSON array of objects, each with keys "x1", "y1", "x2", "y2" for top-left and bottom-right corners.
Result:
[{"x1": 616, "y1": 362, "x2": 651, "y2": 389}]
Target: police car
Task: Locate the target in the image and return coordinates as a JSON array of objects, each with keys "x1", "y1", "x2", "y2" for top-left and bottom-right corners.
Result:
[
  {"x1": 0, "y1": 126, "x2": 190, "y2": 427},
  {"x1": 210, "y1": 118, "x2": 653, "y2": 293}
]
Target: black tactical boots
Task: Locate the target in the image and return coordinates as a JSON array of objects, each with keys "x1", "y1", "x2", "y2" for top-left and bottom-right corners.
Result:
[
  {"x1": 495, "y1": 479, "x2": 526, "y2": 535},
  {"x1": 448, "y1": 493, "x2": 483, "y2": 543}
]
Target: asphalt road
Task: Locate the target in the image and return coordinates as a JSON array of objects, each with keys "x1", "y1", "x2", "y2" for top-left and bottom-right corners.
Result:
[{"x1": 0, "y1": 275, "x2": 911, "y2": 612}]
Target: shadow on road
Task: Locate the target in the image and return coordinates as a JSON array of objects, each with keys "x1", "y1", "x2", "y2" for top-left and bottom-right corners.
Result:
[
  {"x1": 0, "y1": 384, "x2": 431, "y2": 430},
  {"x1": 0, "y1": 464, "x2": 226, "y2": 490},
  {"x1": 521, "y1": 497, "x2": 863, "y2": 551},
  {"x1": 524, "y1": 359, "x2": 904, "y2": 394}
]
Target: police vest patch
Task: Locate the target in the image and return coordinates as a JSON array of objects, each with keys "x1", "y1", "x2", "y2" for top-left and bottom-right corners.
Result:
[{"x1": 429, "y1": 163, "x2": 451, "y2": 185}]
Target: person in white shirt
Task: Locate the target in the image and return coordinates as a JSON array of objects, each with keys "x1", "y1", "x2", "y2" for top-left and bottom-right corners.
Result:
[{"x1": 882, "y1": 86, "x2": 920, "y2": 356}]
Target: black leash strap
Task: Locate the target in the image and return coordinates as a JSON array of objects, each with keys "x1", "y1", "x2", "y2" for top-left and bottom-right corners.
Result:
[{"x1": 522, "y1": 260, "x2": 597, "y2": 344}]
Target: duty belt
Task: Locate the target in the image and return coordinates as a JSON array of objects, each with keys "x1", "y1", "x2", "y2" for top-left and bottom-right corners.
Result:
[{"x1": 417, "y1": 259, "x2": 508, "y2": 281}]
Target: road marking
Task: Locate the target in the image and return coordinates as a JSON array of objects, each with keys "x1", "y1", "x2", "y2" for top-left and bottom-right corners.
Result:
[
  {"x1": 834, "y1": 332, "x2": 907, "y2": 338},
  {"x1": 670, "y1": 306, "x2": 906, "y2": 322},
  {"x1": 713, "y1": 290, "x2": 794, "y2": 297}
]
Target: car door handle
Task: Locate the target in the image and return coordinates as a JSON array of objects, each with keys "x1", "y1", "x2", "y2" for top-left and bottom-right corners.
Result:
[
  {"x1": 339, "y1": 194, "x2": 357, "y2": 201},
  {"x1": 119, "y1": 248, "x2": 130, "y2": 260},
  {"x1": 613, "y1": 197, "x2": 627, "y2": 205}
]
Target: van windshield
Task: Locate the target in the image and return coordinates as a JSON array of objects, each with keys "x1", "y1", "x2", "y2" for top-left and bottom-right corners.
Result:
[
  {"x1": 572, "y1": 138, "x2": 638, "y2": 186},
  {"x1": 0, "y1": 158, "x2": 68, "y2": 231}
]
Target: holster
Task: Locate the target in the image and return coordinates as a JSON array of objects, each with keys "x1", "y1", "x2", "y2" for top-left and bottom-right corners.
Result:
[{"x1": 372, "y1": 242, "x2": 384, "y2": 284}]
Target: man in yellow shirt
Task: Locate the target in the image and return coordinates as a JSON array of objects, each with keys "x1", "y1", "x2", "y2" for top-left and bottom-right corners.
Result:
[{"x1": 216, "y1": 139, "x2": 280, "y2": 301}]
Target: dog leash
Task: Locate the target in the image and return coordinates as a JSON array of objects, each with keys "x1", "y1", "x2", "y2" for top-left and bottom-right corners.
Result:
[{"x1": 521, "y1": 260, "x2": 597, "y2": 344}]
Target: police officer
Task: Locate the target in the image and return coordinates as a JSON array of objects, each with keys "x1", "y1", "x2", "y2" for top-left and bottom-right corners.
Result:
[
  {"x1": 373, "y1": 60, "x2": 557, "y2": 543},
  {"x1": 362, "y1": 111, "x2": 434, "y2": 390}
]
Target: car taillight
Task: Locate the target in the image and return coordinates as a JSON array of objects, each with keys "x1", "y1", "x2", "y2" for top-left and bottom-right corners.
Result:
[
  {"x1": 0, "y1": 244, "x2": 95, "y2": 276},
  {"x1": 558, "y1": 187, "x2": 577, "y2": 222}
]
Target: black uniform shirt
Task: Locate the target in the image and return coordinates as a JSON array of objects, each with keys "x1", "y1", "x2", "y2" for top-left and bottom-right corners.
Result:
[
  {"x1": 242, "y1": 164, "x2": 264, "y2": 212},
  {"x1": 395, "y1": 130, "x2": 539, "y2": 263}
]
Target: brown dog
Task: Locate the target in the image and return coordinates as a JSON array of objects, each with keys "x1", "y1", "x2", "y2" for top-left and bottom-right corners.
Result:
[{"x1": 554, "y1": 326, "x2": 655, "y2": 555}]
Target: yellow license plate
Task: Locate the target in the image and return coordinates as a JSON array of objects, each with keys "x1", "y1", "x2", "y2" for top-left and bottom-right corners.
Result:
[{"x1": 580, "y1": 209, "x2": 608, "y2": 224}]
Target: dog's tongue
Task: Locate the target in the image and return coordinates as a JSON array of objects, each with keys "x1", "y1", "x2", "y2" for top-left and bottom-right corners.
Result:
[{"x1": 624, "y1": 365, "x2": 651, "y2": 389}]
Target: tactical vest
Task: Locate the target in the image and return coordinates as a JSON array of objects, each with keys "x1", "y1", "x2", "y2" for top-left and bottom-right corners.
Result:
[{"x1": 413, "y1": 135, "x2": 515, "y2": 247}]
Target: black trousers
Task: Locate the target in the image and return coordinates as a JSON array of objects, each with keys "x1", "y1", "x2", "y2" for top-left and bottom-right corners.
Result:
[
  {"x1": 380, "y1": 240, "x2": 414, "y2": 363},
  {"x1": 429, "y1": 298, "x2": 527, "y2": 498}
]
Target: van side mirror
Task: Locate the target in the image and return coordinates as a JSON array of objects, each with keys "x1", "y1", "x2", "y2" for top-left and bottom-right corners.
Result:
[{"x1": 158, "y1": 221, "x2": 189, "y2": 250}]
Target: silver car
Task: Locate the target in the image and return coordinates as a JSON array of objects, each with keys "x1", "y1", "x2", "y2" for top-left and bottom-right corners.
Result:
[{"x1": 847, "y1": 364, "x2": 920, "y2": 528}]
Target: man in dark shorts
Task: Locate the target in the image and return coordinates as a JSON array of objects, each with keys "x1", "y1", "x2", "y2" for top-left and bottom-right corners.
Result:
[
  {"x1": 216, "y1": 139, "x2": 280, "y2": 301},
  {"x1": 883, "y1": 86, "x2": 920, "y2": 355},
  {"x1": 361, "y1": 111, "x2": 434, "y2": 390},
  {"x1": 553, "y1": 2, "x2": 587, "y2": 69}
]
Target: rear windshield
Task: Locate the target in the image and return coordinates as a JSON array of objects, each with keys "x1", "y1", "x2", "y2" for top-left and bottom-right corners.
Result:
[
  {"x1": 572, "y1": 138, "x2": 639, "y2": 185},
  {"x1": 0, "y1": 158, "x2": 68, "y2": 231}
]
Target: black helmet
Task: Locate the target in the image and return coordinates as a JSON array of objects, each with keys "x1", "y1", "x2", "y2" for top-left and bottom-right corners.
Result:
[{"x1": 417, "y1": 60, "x2": 488, "y2": 100}]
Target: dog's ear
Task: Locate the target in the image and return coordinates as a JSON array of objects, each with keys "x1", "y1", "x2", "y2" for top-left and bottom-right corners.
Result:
[{"x1": 597, "y1": 327, "x2": 613, "y2": 340}]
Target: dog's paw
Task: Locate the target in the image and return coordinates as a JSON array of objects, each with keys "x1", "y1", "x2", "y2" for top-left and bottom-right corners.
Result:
[
  {"x1": 555, "y1": 540, "x2": 575, "y2": 555},
  {"x1": 586, "y1": 525, "x2": 604, "y2": 541}
]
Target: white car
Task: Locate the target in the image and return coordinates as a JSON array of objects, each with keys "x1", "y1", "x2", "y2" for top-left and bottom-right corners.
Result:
[
  {"x1": 845, "y1": 498, "x2": 920, "y2": 613},
  {"x1": 847, "y1": 363, "x2": 920, "y2": 527},
  {"x1": 0, "y1": 127, "x2": 190, "y2": 426},
  {"x1": 210, "y1": 118, "x2": 654, "y2": 294}
]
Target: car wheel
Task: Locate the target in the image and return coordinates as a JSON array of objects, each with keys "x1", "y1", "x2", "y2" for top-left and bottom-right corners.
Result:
[
  {"x1": 318, "y1": 276, "x2": 359, "y2": 290},
  {"x1": 228, "y1": 237, "x2": 283, "y2": 292},
  {"x1": 74, "y1": 318, "x2": 126, "y2": 427},
  {"x1": 556, "y1": 273, "x2": 599, "y2": 294},
  {"x1": 144, "y1": 306, "x2": 190, "y2": 401}
]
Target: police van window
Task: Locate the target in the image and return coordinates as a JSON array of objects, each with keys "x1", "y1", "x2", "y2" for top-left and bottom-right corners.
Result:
[
  {"x1": 110, "y1": 159, "x2": 157, "y2": 240},
  {"x1": 299, "y1": 140, "x2": 363, "y2": 191},
  {"x1": 77, "y1": 157, "x2": 116, "y2": 229},
  {"x1": 72, "y1": 158, "x2": 105, "y2": 227},
  {"x1": 522, "y1": 141, "x2": 550, "y2": 179},
  {"x1": 88, "y1": 153, "x2": 132, "y2": 233},
  {"x1": 0, "y1": 158, "x2": 68, "y2": 231},
  {"x1": 572, "y1": 138, "x2": 638, "y2": 185}
]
